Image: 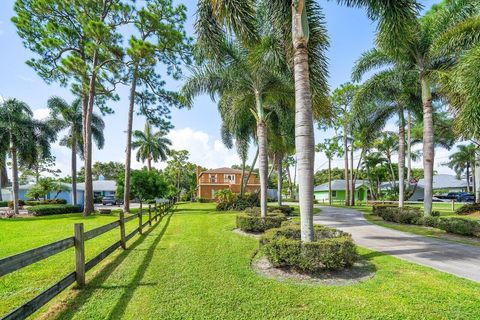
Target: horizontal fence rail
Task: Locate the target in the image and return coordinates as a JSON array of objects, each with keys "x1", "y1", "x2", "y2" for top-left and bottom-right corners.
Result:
[{"x1": 0, "y1": 200, "x2": 175, "y2": 320}]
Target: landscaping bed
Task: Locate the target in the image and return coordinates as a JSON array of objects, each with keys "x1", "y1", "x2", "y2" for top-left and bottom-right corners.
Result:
[
  {"x1": 373, "y1": 205, "x2": 480, "y2": 238},
  {"x1": 27, "y1": 204, "x2": 82, "y2": 216},
  {"x1": 236, "y1": 208, "x2": 287, "y2": 233},
  {"x1": 261, "y1": 223, "x2": 358, "y2": 272}
]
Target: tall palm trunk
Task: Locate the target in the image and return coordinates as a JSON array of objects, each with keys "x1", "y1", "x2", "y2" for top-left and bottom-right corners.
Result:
[
  {"x1": 147, "y1": 157, "x2": 152, "y2": 171},
  {"x1": 277, "y1": 153, "x2": 283, "y2": 206},
  {"x1": 343, "y1": 130, "x2": 350, "y2": 206},
  {"x1": 350, "y1": 143, "x2": 354, "y2": 206},
  {"x1": 475, "y1": 146, "x2": 480, "y2": 203},
  {"x1": 255, "y1": 92, "x2": 268, "y2": 218},
  {"x1": 10, "y1": 145, "x2": 19, "y2": 215},
  {"x1": 398, "y1": 109, "x2": 406, "y2": 208},
  {"x1": 240, "y1": 158, "x2": 246, "y2": 198},
  {"x1": 0, "y1": 155, "x2": 4, "y2": 202},
  {"x1": 328, "y1": 157, "x2": 332, "y2": 206},
  {"x1": 124, "y1": 67, "x2": 138, "y2": 213},
  {"x1": 257, "y1": 121, "x2": 268, "y2": 218},
  {"x1": 292, "y1": 0, "x2": 314, "y2": 242},
  {"x1": 286, "y1": 163, "x2": 294, "y2": 199},
  {"x1": 466, "y1": 163, "x2": 470, "y2": 192},
  {"x1": 406, "y1": 111, "x2": 412, "y2": 188},
  {"x1": 243, "y1": 148, "x2": 258, "y2": 196},
  {"x1": 71, "y1": 134, "x2": 77, "y2": 206},
  {"x1": 83, "y1": 52, "x2": 98, "y2": 216},
  {"x1": 421, "y1": 77, "x2": 434, "y2": 216}
]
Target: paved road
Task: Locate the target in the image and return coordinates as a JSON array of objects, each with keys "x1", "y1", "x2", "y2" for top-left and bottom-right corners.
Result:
[{"x1": 313, "y1": 206, "x2": 480, "y2": 283}]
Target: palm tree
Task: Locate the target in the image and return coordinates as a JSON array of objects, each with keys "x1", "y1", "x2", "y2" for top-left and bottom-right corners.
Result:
[
  {"x1": 445, "y1": 144, "x2": 477, "y2": 192},
  {"x1": 353, "y1": 68, "x2": 420, "y2": 207},
  {"x1": 182, "y1": 33, "x2": 294, "y2": 218},
  {"x1": 46, "y1": 97, "x2": 105, "y2": 207},
  {"x1": 132, "y1": 122, "x2": 171, "y2": 171},
  {"x1": 316, "y1": 138, "x2": 343, "y2": 205},
  {"x1": 352, "y1": 0, "x2": 479, "y2": 215},
  {"x1": 195, "y1": 0, "x2": 419, "y2": 240},
  {"x1": 0, "y1": 99, "x2": 56, "y2": 214}
]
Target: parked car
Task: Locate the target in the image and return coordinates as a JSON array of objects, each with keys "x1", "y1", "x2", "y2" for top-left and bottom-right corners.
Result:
[
  {"x1": 417, "y1": 197, "x2": 447, "y2": 202},
  {"x1": 457, "y1": 194, "x2": 475, "y2": 203},
  {"x1": 102, "y1": 196, "x2": 123, "y2": 206}
]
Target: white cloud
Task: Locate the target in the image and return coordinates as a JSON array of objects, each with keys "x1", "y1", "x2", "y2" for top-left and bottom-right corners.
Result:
[
  {"x1": 167, "y1": 127, "x2": 240, "y2": 169},
  {"x1": 33, "y1": 108, "x2": 50, "y2": 120}
]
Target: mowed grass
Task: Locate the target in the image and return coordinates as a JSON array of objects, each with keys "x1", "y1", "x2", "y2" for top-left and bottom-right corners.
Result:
[
  {"x1": 0, "y1": 209, "x2": 144, "y2": 317},
  {"x1": 16, "y1": 202, "x2": 478, "y2": 319}
]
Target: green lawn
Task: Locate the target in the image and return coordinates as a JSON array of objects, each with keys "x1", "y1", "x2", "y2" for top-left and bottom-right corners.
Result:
[
  {"x1": 3, "y1": 202, "x2": 477, "y2": 319},
  {"x1": 0, "y1": 209, "x2": 144, "y2": 317}
]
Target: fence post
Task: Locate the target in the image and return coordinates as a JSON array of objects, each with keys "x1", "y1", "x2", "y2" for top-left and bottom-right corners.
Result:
[
  {"x1": 119, "y1": 210, "x2": 126, "y2": 250},
  {"x1": 451, "y1": 199, "x2": 455, "y2": 212},
  {"x1": 148, "y1": 205, "x2": 152, "y2": 226},
  {"x1": 154, "y1": 203, "x2": 158, "y2": 220},
  {"x1": 74, "y1": 223, "x2": 85, "y2": 288},
  {"x1": 138, "y1": 209, "x2": 143, "y2": 235}
]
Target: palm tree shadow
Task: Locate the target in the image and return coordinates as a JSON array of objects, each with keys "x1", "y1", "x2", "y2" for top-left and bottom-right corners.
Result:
[
  {"x1": 106, "y1": 213, "x2": 173, "y2": 319},
  {"x1": 53, "y1": 213, "x2": 173, "y2": 319}
]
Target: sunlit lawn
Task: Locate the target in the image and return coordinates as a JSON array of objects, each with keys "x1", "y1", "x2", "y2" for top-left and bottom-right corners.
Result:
[
  {"x1": 2, "y1": 202, "x2": 477, "y2": 319},
  {"x1": 0, "y1": 209, "x2": 145, "y2": 317}
]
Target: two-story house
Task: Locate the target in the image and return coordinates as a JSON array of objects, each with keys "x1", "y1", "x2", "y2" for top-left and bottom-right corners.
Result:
[{"x1": 196, "y1": 167, "x2": 260, "y2": 200}]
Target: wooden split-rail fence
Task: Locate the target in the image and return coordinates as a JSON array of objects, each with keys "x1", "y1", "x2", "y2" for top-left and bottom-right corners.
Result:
[{"x1": 0, "y1": 201, "x2": 175, "y2": 320}]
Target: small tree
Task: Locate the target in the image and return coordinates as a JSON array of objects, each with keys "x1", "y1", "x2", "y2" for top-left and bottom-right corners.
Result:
[
  {"x1": 117, "y1": 169, "x2": 169, "y2": 209},
  {"x1": 316, "y1": 138, "x2": 343, "y2": 205}
]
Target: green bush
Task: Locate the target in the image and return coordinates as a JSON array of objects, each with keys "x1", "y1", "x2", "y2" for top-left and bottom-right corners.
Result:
[
  {"x1": 215, "y1": 190, "x2": 260, "y2": 211},
  {"x1": 236, "y1": 211, "x2": 287, "y2": 233},
  {"x1": 27, "y1": 204, "x2": 82, "y2": 216},
  {"x1": 375, "y1": 206, "x2": 422, "y2": 224},
  {"x1": 268, "y1": 205, "x2": 294, "y2": 216},
  {"x1": 372, "y1": 204, "x2": 398, "y2": 215},
  {"x1": 197, "y1": 197, "x2": 209, "y2": 203},
  {"x1": 0, "y1": 201, "x2": 8, "y2": 207},
  {"x1": 437, "y1": 217, "x2": 480, "y2": 237},
  {"x1": 25, "y1": 199, "x2": 67, "y2": 206},
  {"x1": 416, "y1": 216, "x2": 440, "y2": 228},
  {"x1": 431, "y1": 210, "x2": 441, "y2": 217},
  {"x1": 261, "y1": 224, "x2": 357, "y2": 272},
  {"x1": 455, "y1": 203, "x2": 480, "y2": 215}
]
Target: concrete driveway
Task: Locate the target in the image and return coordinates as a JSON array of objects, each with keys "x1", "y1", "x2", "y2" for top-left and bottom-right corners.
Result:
[{"x1": 313, "y1": 206, "x2": 480, "y2": 283}]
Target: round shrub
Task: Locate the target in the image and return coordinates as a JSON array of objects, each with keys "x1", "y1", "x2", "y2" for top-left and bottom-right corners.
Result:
[
  {"x1": 261, "y1": 224, "x2": 357, "y2": 272},
  {"x1": 0, "y1": 201, "x2": 8, "y2": 208},
  {"x1": 268, "y1": 205, "x2": 294, "y2": 216},
  {"x1": 455, "y1": 203, "x2": 480, "y2": 215},
  {"x1": 417, "y1": 216, "x2": 440, "y2": 228},
  {"x1": 236, "y1": 211, "x2": 286, "y2": 233},
  {"x1": 376, "y1": 206, "x2": 421, "y2": 224}
]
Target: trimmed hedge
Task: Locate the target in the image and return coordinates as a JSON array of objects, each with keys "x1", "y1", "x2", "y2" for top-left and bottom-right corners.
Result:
[
  {"x1": 438, "y1": 217, "x2": 480, "y2": 237},
  {"x1": 374, "y1": 206, "x2": 422, "y2": 224},
  {"x1": 236, "y1": 211, "x2": 286, "y2": 233},
  {"x1": 261, "y1": 224, "x2": 357, "y2": 272},
  {"x1": 25, "y1": 199, "x2": 67, "y2": 206},
  {"x1": 375, "y1": 206, "x2": 480, "y2": 238},
  {"x1": 0, "y1": 201, "x2": 7, "y2": 207},
  {"x1": 27, "y1": 204, "x2": 82, "y2": 216},
  {"x1": 455, "y1": 203, "x2": 480, "y2": 215},
  {"x1": 268, "y1": 205, "x2": 294, "y2": 216}
]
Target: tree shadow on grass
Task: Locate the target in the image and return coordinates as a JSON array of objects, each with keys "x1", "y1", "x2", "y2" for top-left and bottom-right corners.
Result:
[{"x1": 50, "y1": 213, "x2": 173, "y2": 320}]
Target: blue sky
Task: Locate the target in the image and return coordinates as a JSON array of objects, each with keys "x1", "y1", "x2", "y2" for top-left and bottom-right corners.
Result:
[{"x1": 0, "y1": 0, "x2": 454, "y2": 177}]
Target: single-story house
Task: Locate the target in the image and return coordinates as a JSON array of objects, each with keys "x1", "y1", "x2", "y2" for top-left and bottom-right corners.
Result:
[
  {"x1": 314, "y1": 180, "x2": 369, "y2": 202},
  {"x1": 408, "y1": 174, "x2": 468, "y2": 201},
  {"x1": 0, "y1": 179, "x2": 117, "y2": 205}
]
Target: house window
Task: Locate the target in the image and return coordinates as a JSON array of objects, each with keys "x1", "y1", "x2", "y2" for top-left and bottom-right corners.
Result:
[
  {"x1": 209, "y1": 174, "x2": 217, "y2": 183},
  {"x1": 224, "y1": 174, "x2": 236, "y2": 184},
  {"x1": 331, "y1": 190, "x2": 337, "y2": 198}
]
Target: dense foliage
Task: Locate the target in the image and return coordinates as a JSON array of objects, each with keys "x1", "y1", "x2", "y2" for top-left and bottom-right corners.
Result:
[
  {"x1": 215, "y1": 189, "x2": 260, "y2": 211},
  {"x1": 236, "y1": 209, "x2": 286, "y2": 233},
  {"x1": 116, "y1": 169, "x2": 173, "y2": 205},
  {"x1": 261, "y1": 223, "x2": 357, "y2": 272},
  {"x1": 27, "y1": 204, "x2": 82, "y2": 216}
]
